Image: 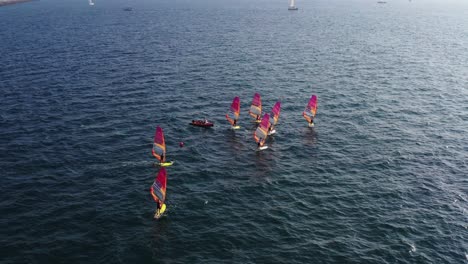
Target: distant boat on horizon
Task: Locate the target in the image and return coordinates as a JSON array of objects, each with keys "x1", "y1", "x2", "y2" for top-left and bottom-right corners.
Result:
[
  {"x1": 377, "y1": 1, "x2": 387, "y2": 3},
  {"x1": 89, "y1": 0, "x2": 94, "y2": 6},
  {"x1": 288, "y1": 0, "x2": 298, "y2": 10}
]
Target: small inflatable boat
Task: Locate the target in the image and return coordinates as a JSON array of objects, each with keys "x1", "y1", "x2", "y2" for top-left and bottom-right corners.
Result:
[{"x1": 190, "y1": 120, "x2": 214, "y2": 127}]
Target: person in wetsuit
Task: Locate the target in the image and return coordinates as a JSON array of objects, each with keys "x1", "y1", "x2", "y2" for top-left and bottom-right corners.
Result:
[{"x1": 155, "y1": 200, "x2": 163, "y2": 217}]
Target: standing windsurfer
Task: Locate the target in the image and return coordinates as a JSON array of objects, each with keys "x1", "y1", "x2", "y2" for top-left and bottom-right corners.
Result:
[
  {"x1": 309, "y1": 116, "x2": 314, "y2": 126},
  {"x1": 157, "y1": 201, "x2": 162, "y2": 213},
  {"x1": 151, "y1": 167, "x2": 167, "y2": 219}
]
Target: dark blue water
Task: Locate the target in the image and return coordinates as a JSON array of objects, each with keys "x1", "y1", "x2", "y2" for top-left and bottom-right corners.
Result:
[{"x1": 1, "y1": 0, "x2": 467, "y2": 263}]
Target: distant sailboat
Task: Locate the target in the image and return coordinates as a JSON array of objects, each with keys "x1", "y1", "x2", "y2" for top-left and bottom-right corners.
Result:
[
  {"x1": 288, "y1": 0, "x2": 298, "y2": 10},
  {"x1": 88, "y1": 0, "x2": 94, "y2": 6}
]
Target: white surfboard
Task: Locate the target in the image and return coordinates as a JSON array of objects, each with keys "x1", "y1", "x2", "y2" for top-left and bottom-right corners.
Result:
[{"x1": 256, "y1": 146, "x2": 268, "y2": 151}]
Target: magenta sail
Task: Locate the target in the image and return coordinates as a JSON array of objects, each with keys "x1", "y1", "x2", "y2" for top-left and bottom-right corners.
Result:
[
  {"x1": 270, "y1": 101, "x2": 281, "y2": 127},
  {"x1": 254, "y1": 113, "x2": 270, "y2": 147},
  {"x1": 249, "y1": 93, "x2": 262, "y2": 120},
  {"x1": 302, "y1": 95, "x2": 318, "y2": 124}
]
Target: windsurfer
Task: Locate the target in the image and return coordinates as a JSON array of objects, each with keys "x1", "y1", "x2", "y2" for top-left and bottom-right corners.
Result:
[
  {"x1": 309, "y1": 116, "x2": 314, "y2": 125},
  {"x1": 160, "y1": 153, "x2": 164, "y2": 163},
  {"x1": 154, "y1": 201, "x2": 163, "y2": 218},
  {"x1": 258, "y1": 138, "x2": 262, "y2": 148},
  {"x1": 233, "y1": 119, "x2": 237, "y2": 126}
]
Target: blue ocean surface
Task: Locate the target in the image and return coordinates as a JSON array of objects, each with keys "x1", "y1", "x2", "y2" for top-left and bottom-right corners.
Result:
[{"x1": 1, "y1": 0, "x2": 467, "y2": 263}]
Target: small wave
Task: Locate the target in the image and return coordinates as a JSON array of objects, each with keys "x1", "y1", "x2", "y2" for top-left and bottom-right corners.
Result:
[{"x1": 409, "y1": 244, "x2": 416, "y2": 253}]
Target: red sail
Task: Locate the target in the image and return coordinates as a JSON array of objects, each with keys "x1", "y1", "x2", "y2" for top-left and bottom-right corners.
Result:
[
  {"x1": 152, "y1": 126, "x2": 166, "y2": 162},
  {"x1": 150, "y1": 167, "x2": 167, "y2": 203}
]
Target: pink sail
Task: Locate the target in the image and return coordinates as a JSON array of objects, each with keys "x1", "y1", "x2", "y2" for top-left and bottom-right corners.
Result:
[
  {"x1": 302, "y1": 95, "x2": 318, "y2": 123},
  {"x1": 226, "y1": 96, "x2": 240, "y2": 126},
  {"x1": 254, "y1": 113, "x2": 270, "y2": 147},
  {"x1": 270, "y1": 101, "x2": 281, "y2": 127},
  {"x1": 249, "y1": 93, "x2": 262, "y2": 121}
]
